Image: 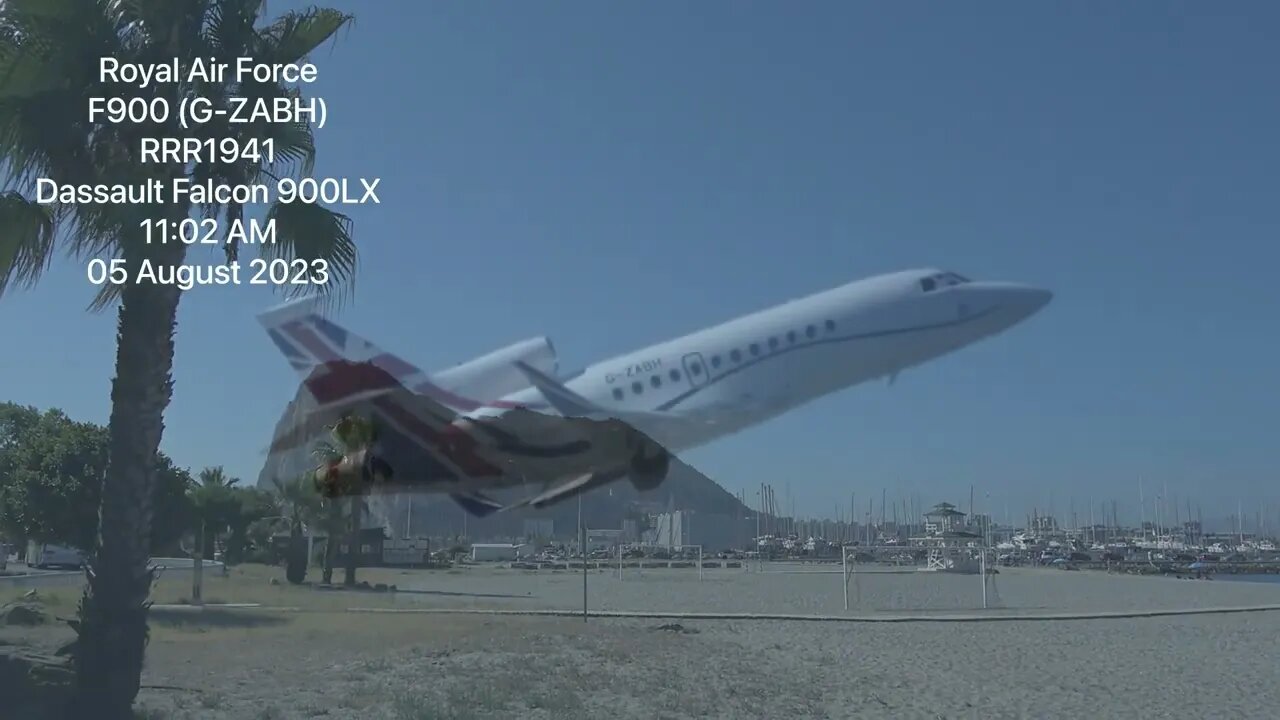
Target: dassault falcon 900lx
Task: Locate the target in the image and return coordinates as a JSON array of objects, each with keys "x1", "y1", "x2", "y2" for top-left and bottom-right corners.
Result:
[{"x1": 260, "y1": 268, "x2": 1051, "y2": 516}]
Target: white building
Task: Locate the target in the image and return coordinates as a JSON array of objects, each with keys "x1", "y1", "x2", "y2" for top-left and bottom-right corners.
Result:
[
  {"x1": 924, "y1": 503, "x2": 966, "y2": 535},
  {"x1": 471, "y1": 543, "x2": 519, "y2": 562},
  {"x1": 646, "y1": 510, "x2": 740, "y2": 550}
]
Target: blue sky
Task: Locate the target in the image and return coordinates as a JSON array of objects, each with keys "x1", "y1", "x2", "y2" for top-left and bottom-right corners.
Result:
[{"x1": 2, "y1": 2, "x2": 1277, "y2": 528}]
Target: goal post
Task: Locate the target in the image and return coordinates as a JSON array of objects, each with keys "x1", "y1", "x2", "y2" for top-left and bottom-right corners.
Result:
[
  {"x1": 841, "y1": 544, "x2": 859, "y2": 610},
  {"x1": 672, "y1": 544, "x2": 704, "y2": 580}
]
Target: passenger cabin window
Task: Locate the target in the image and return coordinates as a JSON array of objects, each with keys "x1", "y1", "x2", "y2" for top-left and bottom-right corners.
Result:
[
  {"x1": 806, "y1": 325, "x2": 816, "y2": 339},
  {"x1": 711, "y1": 355, "x2": 722, "y2": 369},
  {"x1": 730, "y1": 349, "x2": 742, "y2": 363},
  {"x1": 612, "y1": 388, "x2": 624, "y2": 401},
  {"x1": 650, "y1": 375, "x2": 662, "y2": 389},
  {"x1": 749, "y1": 343, "x2": 760, "y2": 356},
  {"x1": 824, "y1": 319, "x2": 835, "y2": 333},
  {"x1": 768, "y1": 337, "x2": 778, "y2": 351},
  {"x1": 631, "y1": 381, "x2": 643, "y2": 394},
  {"x1": 669, "y1": 369, "x2": 681, "y2": 382},
  {"x1": 787, "y1": 330, "x2": 796, "y2": 344}
]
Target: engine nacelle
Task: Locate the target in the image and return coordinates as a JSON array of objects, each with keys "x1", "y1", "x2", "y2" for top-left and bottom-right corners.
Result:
[
  {"x1": 628, "y1": 443, "x2": 670, "y2": 492},
  {"x1": 312, "y1": 448, "x2": 394, "y2": 498}
]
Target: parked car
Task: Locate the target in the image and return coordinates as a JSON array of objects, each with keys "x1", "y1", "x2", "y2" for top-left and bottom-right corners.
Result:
[{"x1": 26, "y1": 543, "x2": 85, "y2": 569}]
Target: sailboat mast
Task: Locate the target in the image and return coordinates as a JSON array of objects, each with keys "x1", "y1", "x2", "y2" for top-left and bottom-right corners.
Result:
[{"x1": 1138, "y1": 476, "x2": 1146, "y2": 541}]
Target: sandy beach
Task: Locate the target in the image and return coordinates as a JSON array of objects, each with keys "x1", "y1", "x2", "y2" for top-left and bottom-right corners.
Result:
[
  {"x1": 7, "y1": 563, "x2": 1280, "y2": 718},
  {"x1": 315, "y1": 562, "x2": 1280, "y2": 616}
]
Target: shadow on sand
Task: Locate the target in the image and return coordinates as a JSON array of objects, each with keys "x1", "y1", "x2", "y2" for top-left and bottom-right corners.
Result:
[
  {"x1": 393, "y1": 588, "x2": 534, "y2": 600},
  {"x1": 149, "y1": 607, "x2": 289, "y2": 629},
  {"x1": 315, "y1": 583, "x2": 533, "y2": 600}
]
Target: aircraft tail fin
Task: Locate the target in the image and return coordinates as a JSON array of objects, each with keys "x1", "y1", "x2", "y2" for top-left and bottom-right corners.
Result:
[
  {"x1": 257, "y1": 299, "x2": 422, "y2": 379},
  {"x1": 258, "y1": 302, "x2": 561, "y2": 413}
]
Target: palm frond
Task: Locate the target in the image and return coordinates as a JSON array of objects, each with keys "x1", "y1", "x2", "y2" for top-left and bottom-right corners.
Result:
[
  {"x1": 0, "y1": 190, "x2": 54, "y2": 294},
  {"x1": 261, "y1": 199, "x2": 356, "y2": 305},
  {"x1": 1, "y1": 1, "x2": 361, "y2": 312},
  {"x1": 201, "y1": 0, "x2": 264, "y2": 60},
  {"x1": 257, "y1": 7, "x2": 353, "y2": 65}
]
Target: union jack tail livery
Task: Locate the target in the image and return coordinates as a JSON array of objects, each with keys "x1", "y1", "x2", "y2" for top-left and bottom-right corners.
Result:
[{"x1": 257, "y1": 299, "x2": 558, "y2": 413}]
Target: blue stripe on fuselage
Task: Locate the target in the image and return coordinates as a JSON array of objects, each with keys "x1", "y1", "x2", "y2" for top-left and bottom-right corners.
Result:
[{"x1": 652, "y1": 306, "x2": 998, "y2": 412}]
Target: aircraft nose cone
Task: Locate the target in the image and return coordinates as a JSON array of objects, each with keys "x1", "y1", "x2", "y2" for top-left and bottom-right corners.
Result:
[
  {"x1": 1004, "y1": 285, "x2": 1052, "y2": 323},
  {"x1": 1023, "y1": 287, "x2": 1053, "y2": 313},
  {"x1": 966, "y1": 282, "x2": 1052, "y2": 327}
]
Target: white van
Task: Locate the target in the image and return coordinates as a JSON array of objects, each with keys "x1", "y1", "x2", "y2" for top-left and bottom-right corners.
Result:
[{"x1": 26, "y1": 543, "x2": 85, "y2": 569}]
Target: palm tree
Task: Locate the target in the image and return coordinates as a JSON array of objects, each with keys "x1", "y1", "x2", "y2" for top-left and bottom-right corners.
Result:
[
  {"x1": 312, "y1": 414, "x2": 376, "y2": 586},
  {"x1": 190, "y1": 466, "x2": 241, "y2": 557},
  {"x1": 0, "y1": 3, "x2": 356, "y2": 715},
  {"x1": 270, "y1": 474, "x2": 322, "y2": 584},
  {"x1": 223, "y1": 484, "x2": 275, "y2": 564},
  {"x1": 319, "y1": 494, "x2": 343, "y2": 584},
  {"x1": 197, "y1": 467, "x2": 239, "y2": 490}
]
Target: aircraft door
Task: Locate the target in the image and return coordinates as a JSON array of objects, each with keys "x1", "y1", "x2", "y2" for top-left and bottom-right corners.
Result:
[{"x1": 681, "y1": 352, "x2": 709, "y2": 389}]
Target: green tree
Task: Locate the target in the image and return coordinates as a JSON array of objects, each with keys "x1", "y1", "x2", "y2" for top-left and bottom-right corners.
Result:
[
  {"x1": 188, "y1": 466, "x2": 241, "y2": 559},
  {"x1": 0, "y1": 3, "x2": 356, "y2": 715},
  {"x1": 0, "y1": 402, "x2": 40, "y2": 454},
  {"x1": 0, "y1": 403, "x2": 40, "y2": 547},
  {"x1": 186, "y1": 467, "x2": 277, "y2": 564},
  {"x1": 270, "y1": 474, "x2": 323, "y2": 584},
  {"x1": 224, "y1": 485, "x2": 277, "y2": 564},
  {"x1": 0, "y1": 403, "x2": 192, "y2": 554},
  {"x1": 149, "y1": 453, "x2": 195, "y2": 556}
]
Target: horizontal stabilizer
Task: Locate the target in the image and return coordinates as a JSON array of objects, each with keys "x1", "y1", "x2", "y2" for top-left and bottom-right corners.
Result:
[
  {"x1": 450, "y1": 491, "x2": 505, "y2": 518},
  {"x1": 519, "y1": 471, "x2": 611, "y2": 510},
  {"x1": 513, "y1": 361, "x2": 602, "y2": 417}
]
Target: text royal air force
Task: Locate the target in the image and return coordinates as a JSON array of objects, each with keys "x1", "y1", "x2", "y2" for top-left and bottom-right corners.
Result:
[{"x1": 99, "y1": 57, "x2": 318, "y2": 89}]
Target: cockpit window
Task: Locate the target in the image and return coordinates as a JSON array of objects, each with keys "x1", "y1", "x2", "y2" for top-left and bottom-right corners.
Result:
[{"x1": 920, "y1": 271, "x2": 970, "y2": 292}]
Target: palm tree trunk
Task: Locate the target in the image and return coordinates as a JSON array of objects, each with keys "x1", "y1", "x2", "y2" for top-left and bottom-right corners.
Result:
[
  {"x1": 344, "y1": 497, "x2": 359, "y2": 586},
  {"x1": 285, "y1": 520, "x2": 307, "y2": 584},
  {"x1": 72, "y1": 256, "x2": 184, "y2": 718},
  {"x1": 322, "y1": 500, "x2": 340, "y2": 584}
]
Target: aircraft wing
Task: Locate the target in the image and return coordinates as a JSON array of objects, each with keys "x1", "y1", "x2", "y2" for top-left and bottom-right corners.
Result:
[
  {"x1": 498, "y1": 449, "x2": 714, "y2": 513},
  {"x1": 512, "y1": 360, "x2": 726, "y2": 433}
]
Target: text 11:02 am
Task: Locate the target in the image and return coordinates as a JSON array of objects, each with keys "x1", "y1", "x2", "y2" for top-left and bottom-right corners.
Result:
[{"x1": 140, "y1": 217, "x2": 276, "y2": 245}]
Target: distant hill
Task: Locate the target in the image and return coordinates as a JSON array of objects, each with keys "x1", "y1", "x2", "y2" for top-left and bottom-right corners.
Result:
[{"x1": 256, "y1": 384, "x2": 748, "y2": 539}]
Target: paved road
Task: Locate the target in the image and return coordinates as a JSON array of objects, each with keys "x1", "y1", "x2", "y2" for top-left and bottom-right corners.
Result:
[{"x1": 0, "y1": 558, "x2": 224, "y2": 589}]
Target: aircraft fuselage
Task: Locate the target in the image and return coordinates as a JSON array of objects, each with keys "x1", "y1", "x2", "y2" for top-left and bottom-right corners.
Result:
[{"x1": 471, "y1": 268, "x2": 1052, "y2": 450}]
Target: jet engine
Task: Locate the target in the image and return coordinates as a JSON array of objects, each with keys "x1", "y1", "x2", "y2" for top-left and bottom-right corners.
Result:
[
  {"x1": 628, "y1": 441, "x2": 670, "y2": 491},
  {"x1": 311, "y1": 447, "x2": 394, "y2": 498}
]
